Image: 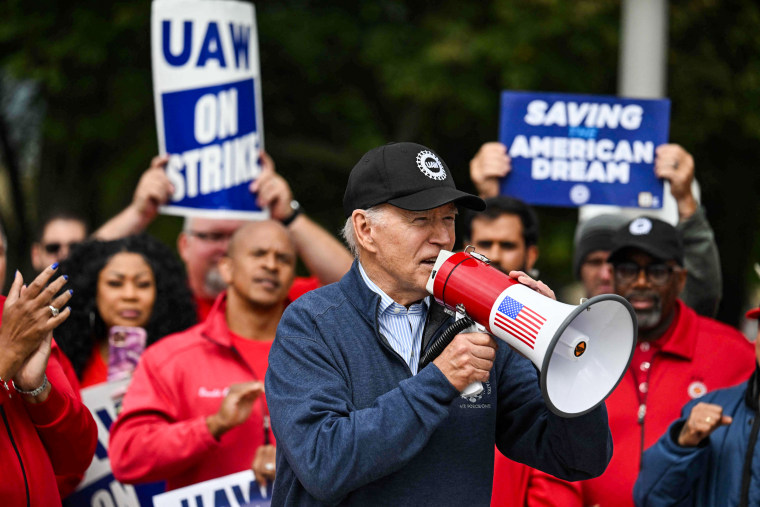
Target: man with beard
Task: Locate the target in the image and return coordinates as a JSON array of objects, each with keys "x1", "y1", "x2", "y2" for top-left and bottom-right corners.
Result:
[
  {"x1": 525, "y1": 216, "x2": 755, "y2": 507},
  {"x1": 109, "y1": 221, "x2": 295, "y2": 492},
  {"x1": 463, "y1": 196, "x2": 540, "y2": 276},
  {"x1": 572, "y1": 144, "x2": 722, "y2": 318}
]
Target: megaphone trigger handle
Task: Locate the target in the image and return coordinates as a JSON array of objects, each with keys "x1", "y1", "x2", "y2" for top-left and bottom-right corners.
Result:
[{"x1": 461, "y1": 381, "x2": 484, "y2": 398}]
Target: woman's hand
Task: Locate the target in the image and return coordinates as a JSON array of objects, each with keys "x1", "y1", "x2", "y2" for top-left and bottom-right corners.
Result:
[{"x1": 0, "y1": 265, "x2": 72, "y2": 389}]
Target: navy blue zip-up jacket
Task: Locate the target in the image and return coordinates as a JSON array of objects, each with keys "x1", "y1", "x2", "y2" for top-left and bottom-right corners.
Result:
[
  {"x1": 266, "y1": 261, "x2": 613, "y2": 506},
  {"x1": 634, "y1": 371, "x2": 760, "y2": 507}
]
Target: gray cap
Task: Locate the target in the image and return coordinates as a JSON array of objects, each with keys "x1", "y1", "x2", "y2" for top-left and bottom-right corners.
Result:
[{"x1": 573, "y1": 214, "x2": 629, "y2": 278}]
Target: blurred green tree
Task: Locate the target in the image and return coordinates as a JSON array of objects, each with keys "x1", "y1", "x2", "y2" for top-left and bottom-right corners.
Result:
[{"x1": 0, "y1": 0, "x2": 758, "y2": 324}]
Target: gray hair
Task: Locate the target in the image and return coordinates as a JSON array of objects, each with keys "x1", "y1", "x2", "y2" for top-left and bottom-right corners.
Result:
[{"x1": 341, "y1": 205, "x2": 388, "y2": 257}]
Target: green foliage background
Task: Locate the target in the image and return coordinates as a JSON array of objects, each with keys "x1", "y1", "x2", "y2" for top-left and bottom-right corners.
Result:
[{"x1": 0, "y1": 1, "x2": 758, "y2": 325}]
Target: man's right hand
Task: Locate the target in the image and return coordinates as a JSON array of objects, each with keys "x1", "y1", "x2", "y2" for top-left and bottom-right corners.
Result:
[
  {"x1": 677, "y1": 401, "x2": 731, "y2": 447},
  {"x1": 0, "y1": 266, "x2": 72, "y2": 382},
  {"x1": 206, "y1": 381, "x2": 265, "y2": 440},
  {"x1": 433, "y1": 332, "x2": 497, "y2": 392}
]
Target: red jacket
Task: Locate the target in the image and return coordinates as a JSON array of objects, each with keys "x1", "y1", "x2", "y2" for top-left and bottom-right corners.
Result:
[
  {"x1": 524, "y1": 300, "x2": 755, "y2": 507},
  {"x1": 0, "y1": 295, "x2": 98, "y2": 507},
  {"x1": 109, "y1": 293, "x2": 274, "y2": 490}
]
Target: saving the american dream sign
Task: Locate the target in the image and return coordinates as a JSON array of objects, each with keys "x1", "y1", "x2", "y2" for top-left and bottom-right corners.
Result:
[{"x1": 498, "y1": 91, "x2": 670, "y2": 209}]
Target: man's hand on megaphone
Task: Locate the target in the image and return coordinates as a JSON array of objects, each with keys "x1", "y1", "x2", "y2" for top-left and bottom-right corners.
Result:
[
  {"x1": 433, "y1": 333, "x2": 498, "y2": 392},
  {"x1": 508, "y1": 271, "x2": 556, "y2": 301}
]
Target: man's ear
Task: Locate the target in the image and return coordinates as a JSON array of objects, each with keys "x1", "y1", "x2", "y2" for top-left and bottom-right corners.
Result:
[
  {"x1": 675, "y1": 265, "x2": 688, "y2": 294},
  {"x1": 31, "y1": 243, "x2": 44, "y2": 271},
  {"x1": 525, "y1": 245, "x2": 539, "y2": 272},
  {"x1": 352, "y1": 210, "x2": 379, "y2": 255},
  {"x1": 218, "y1": 256, "x2": 233, "y2": 286},
  {"x1": 177, "y1": 232, "x2": 190, "y2": 264}
]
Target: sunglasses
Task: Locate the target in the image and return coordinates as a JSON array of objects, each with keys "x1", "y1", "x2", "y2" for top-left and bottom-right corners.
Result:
[{"x1": 42, "y1": 242, "x2": 80, "y2": 255}]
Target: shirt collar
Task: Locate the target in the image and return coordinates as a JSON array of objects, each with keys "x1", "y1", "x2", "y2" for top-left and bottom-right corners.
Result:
[{"x1": 357, "y1": 262, "x2": 429, "y2": 314}]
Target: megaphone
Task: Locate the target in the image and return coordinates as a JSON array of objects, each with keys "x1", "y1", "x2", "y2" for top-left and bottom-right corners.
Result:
[{"x1": 426, "y1": 248, "x2": 637, "y2": 417}]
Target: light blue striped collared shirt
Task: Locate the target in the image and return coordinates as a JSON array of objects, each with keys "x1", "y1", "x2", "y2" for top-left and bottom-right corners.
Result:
[{"x1": 358, "y1": 262, "x2": 429, "y2": 375}]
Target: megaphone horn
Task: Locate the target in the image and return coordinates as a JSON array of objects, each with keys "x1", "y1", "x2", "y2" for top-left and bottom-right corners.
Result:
[{"x1": 425, "y1": 249, "x2": 637, "y2": 418}]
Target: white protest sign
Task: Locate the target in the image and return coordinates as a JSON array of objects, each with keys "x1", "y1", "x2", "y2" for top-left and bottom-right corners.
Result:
[
  {"x1": 64, "y1": 380, "x2": 165, "y2": 507},
  {"x1": 151, "y1": 0, "x2": 266, "y2": 219},
  {"x1": 152, "y1": 470, "x2": 271, "y2": 507}
]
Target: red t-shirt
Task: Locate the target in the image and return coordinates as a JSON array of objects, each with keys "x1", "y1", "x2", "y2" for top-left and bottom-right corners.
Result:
[
  {"x1": 229, "y1": 331, "x2": 275, "y2": 445},
  {"x1": 80, "y1": 347, "x2": 108, "y2": 389}
]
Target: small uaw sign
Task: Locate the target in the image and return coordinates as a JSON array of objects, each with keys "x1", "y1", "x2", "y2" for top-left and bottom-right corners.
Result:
[
  {"x1": 63, "y1": 380, "x2": 164, "y2": 507},
  {"x1": 152, "y1": 470, "x2": 271, "y2": 507},
  {"x1": 151, "y1": 0, "x2": 266, "y2": 219},
  {"x1": 498, "y1": 91, "x2": 670, "y2": 209}
]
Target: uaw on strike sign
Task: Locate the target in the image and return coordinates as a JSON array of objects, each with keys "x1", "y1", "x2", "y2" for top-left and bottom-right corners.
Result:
[
  {"x1": 499, "y1": 91, "x2": 670, "y2": 209},
  {"x1": 152, "y1": 0, "x2": 266, "y2": 219}
]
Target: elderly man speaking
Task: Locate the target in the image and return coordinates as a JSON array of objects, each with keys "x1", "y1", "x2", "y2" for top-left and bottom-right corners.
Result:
[{"x1": 265, "y1": 142, "x2": 613, "y2": 506}]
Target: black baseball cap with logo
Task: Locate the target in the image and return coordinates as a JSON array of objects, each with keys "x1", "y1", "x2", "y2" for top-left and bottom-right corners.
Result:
[
  {"x1": 607, "y1": 216, "x2": 684, "y2": 266},
  {"x1": 343, "y1": 142, "x2": 486, "y2": 217}
]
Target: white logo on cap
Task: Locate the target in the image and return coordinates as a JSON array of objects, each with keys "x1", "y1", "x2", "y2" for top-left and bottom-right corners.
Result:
[
  {"x1": 629, "y1": 217, "x2": 653, "y2": 235},
  {"x1": 416, "y1": 151, "x2": 447, "y2": 181}
]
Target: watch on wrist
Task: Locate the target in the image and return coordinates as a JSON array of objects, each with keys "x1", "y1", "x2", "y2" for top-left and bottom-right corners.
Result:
[
  {"x1": 13, "y1": 374, "x2": 48, "y2": 397},
  {"x1": 281, "y1": 200, "x2": 302, "y2": 227}
]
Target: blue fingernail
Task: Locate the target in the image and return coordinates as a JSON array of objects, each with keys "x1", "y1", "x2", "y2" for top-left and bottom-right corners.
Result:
[
  {"x1": 69, "y1": 289, "x2": 74, "y2": 295},
  {"x1": 51, "y1": 262, "x2": 59, "y2": 270},
  {"x1": 63, "y1": 275, "x2": 69, "y2": 281}
]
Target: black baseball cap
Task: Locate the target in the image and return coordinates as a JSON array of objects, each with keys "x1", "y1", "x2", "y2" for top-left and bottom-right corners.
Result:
[
  {"x1": 343, "y1": 142, "x2": 486, "y2": 217},
  {"x1": 607, "y1": 216, "x2": 684, "y2": 266}
]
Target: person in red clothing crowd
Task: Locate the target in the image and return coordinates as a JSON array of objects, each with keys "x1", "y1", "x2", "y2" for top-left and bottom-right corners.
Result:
[
  {"x1": 95, "y1": 151, "x2": 353, "y2": 321},
  {"x1": 109, "y1": 219, "x2": 296, "y2": 491},
  {"x1": 55, "y1": 234, "x2": 196, "y2": 387},
  {"x1": 525, "y1": 216, "x2": 755, "y2": 506},
  {"x1": 0, "y1": 263, "x2": 98, "y2": 506}
]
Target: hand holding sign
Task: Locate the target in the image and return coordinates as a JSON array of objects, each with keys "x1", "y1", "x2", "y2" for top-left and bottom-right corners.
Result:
[
  {"x1": 469, "y1": 142, "x2": 512, "y2": 198},
  {"x1": 654, "y1": 144, "x2": 698, "y2": 220},
  {"x1": 251, "y1": 443, "x2": 276, "y2": 488},
  {"x1": 249, "y1": 151, "x2": 295, "y2": 221},
  {"x1": 206, "y1": 381, "x2": 265, "y2": 440},
  {"x1": 133, "y1": 155, "x2": 176, "y2": 226}
]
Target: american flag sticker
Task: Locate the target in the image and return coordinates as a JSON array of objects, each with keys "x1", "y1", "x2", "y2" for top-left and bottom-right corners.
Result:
[{"x1": 493, "y1": 295, "x2": 547, "y2": 349}]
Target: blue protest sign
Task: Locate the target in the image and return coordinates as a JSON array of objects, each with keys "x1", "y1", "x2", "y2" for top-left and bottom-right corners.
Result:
[
  {"x1": 498, "y1": 91, "x2": 670, "y2": 208},
  {"x1": 152, "y1": 0, "x2": 266, "y2": 219}
]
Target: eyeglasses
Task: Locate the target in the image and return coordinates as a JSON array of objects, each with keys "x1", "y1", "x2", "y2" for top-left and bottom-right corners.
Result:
[
  {"x1": 42, "y1": 242, "x2": 80, "y2": 255},
  {"x1": 614, "y1": 262, "x2": 677, "y2": 286},
  {"x1": 187, "y1": 231, "x2": 234, "y2": 243}
]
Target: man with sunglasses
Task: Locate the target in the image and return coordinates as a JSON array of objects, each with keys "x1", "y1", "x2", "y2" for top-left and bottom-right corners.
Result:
[
  {"x1": 31, "y1": 212, "x2": 88, "y2": 273},
  {"x1": 527, "y1": 216, "x2": 755, "y2": 507}
]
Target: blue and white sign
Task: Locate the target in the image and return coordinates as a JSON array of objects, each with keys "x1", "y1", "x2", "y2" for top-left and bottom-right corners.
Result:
[
  {"x1": 152, "y1": 0, "x2": 266, "y2": 219},
  {"x1": 64, "y1": 380, "x2": 165, "y2": 507},
  {"x1": 152, "y1": 470, "x2": 271, "y2": 507},
  {"x1": 498, "y1": 91, "x2": 670, "y2": 208}
]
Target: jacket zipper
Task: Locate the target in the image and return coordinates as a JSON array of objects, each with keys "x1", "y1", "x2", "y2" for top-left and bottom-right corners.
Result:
[{"x1": 2, "y1": 405, "x2": 31, "y2": 507}]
